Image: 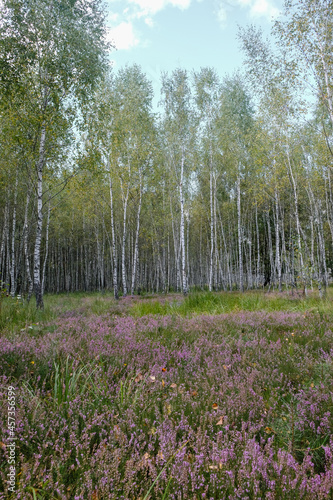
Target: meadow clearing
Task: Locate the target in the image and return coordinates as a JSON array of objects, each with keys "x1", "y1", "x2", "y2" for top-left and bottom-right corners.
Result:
[{"x1": 0, "y1": 290, "x2": 332, "y2": 499}]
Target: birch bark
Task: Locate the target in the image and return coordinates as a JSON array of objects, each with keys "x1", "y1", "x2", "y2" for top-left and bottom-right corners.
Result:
[
  {"x1": 286, "y1": 147, "x2": 307, "y2": 295},
  {"x1": 180, "y1": 147, "x2": 187, "y2": 295},
  {"x1": 131, "y1": 169, "x2": 142, "y2": 295},
  {"x1": 120, "y1": 172, "x2": 129, "y2": 297},
  {"x1": 41, "y1": 197, "x2": 51, "y2": 295},
  {"x1": 10, "y1": 170, "x2": 18, "y2": 297},
  {"x1": 274, "y1": 189, "x2": 282, "y2": 292},
  {"x1": 108, "y1": 170, "x2": 118, "y2": 299},
  {"x1": 33, "y1": 123, "x2": 46, "y2": 309},
  {"x1": 237, "y1": 170, "x2": 243, "y2": 292}
]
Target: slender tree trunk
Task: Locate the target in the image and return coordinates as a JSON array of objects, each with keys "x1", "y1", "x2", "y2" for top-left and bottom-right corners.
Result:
[
  {"x1": 34, "y1": 124, "x2": 46, "y2": 309},
  {"x1": 266, "y1": 210, "x2": 274, "y2": 291},
  {"x1": 23, "y1": 188, "x2": 34, "y2": 300},
  {"x1": 318, "y1": 38, "x2": 333, "y2": 131},
  {"x1": 324, "y1": 173, "x2": 333, "y2": 247},
  {"x1": 209, "y1": 168, "x2": 214, "y2": 291},
  {"x1": 131, "y1": 170, "x2": 142, "y2": 295},
  {"x1": 180, "y1": 147, "x2": 187, "y2": 295},
  {"x1": 280, "y1": 204, "x2": 289, "y2": 289},
  {"x1": 286, "y1": 147, "x2": 307, "y2": 295},
  {"x1": 10, "y1": 170, "x2": 18, "y2": 297},
  {"x1": 213, "y1": 173, "x2": 218, "y2": 289},
  {"x1": 255, "y1": 203, "x2": 260, "y2": 288},
  {"x1": 237, "y1": 170, "x2": 243, "y2": 292},
  {"x1": 170, "y1": 197, "x2": 181, "y2": 291},
  {"x1": 307, "y1": 185, "x2": 328, "y2": 296},
  {"x1": 42, "y1": 198, "x2": 51, "y2": 295},
  {"x1": 120, "y1": 175, "x2": 129, "y2": 297},
  {"x1": 108, "y1": 170, "x2": 118, "y2": 299},
  {"x1": 275, "y1": 189, "x2": 282, "y2": 292},
  {"x1": 0, "y1": 202, "x2": 9, "y2": 285}
]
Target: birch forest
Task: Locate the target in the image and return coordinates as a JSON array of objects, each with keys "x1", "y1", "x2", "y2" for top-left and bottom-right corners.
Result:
[{"x1": 1, "y1": 0, "x2": 333, "y2": 309}]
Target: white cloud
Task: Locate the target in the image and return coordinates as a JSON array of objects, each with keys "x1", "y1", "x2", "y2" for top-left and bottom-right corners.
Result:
[
  {"x1": 145, "y1": 17, "x2": 154, "y2": 27},
  {"x1": 108, "y1": 12, "x2": 120, "y2": 22},
  {"x1": 216, "y1": 0, "x2": 280, "y2": 26},
  {"x1": 106, "y1": 22, "x2": 140, "y2": 50},
  {"x1": 217, "y1": 6, "x2": 227, "y2": 27},
  {"x1": 128, "y1": 0, "x2": 191, "y2": 16},
  {"x1": 250, "y1": 0, "x2": 280, "y2": 19}
]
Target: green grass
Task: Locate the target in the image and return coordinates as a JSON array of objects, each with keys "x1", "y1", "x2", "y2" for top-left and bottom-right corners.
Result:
[
  {"x1": 130, "y1": 289, "x2": 333, "y2": 317},
  {"x1": 0, "y1": 291, "x2": 119, "y2": 335},
  {"x1": 2, "y1": 288, "x2": 332, "y2": 335},
  {"x1": 130, "y1": 299, "x2": 173, "y2": 316}
]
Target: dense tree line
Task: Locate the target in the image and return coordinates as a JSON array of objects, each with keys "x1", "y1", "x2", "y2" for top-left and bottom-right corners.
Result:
[{"x1": 1, "y1": 0, "x2": 333, "y2": 307}]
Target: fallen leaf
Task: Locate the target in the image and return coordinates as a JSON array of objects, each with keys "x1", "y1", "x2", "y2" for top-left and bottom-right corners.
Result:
[
  {"x1": 162, "y1": 379, "x2": 165, "y2": 387},
  {"x1": 162, "y1": 368, "x2": 167, "y2": 372},
  {"x1": 135, "y1": 373, "x2": 143, "y2": 383},
  {"x1": 310, "y1": 382, "x2": 314, "y2": 388},
  {"x1": 216, "y1": 416, "x2": 224, "y2": 425},
  {"x1": 265, "y1": 427, "x2": 272, "y2": 434},
  {"x1": 192, "y1": 391, "x2": 198, "y2": 397},
  {"x1": 212, "y1": 403, "x2": 218, "y2": 410},
  {"x1": 157, "y1": 450, "x2": 164, "y2": 460},
  {"x1": 143, "y1": 452, "x2": 150, "y2": 460},
  {"x1": 209, "y1": 465, "x2": 218, "y2": 470},
  {"x1": 170, "y1": 383, "x2": 177, "y2": 389},
  {"x1": 0, "y1": 442, "x2": 6, "y2": 450},
  {"x1": 149, "y1": 375, "x2": 156, "y2": 382}
]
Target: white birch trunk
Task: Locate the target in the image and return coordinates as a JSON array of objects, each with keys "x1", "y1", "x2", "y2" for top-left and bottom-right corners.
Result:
[
  {"x1": 108, "y1": 170, "x2": 118, "y2": 299},
  {"x1": 255, "y1": 203, "x2": 260, "y2": 288},
  {"x1": 286, "y1": 147, "x2": 307, "y2": 295},
  {"x1": 10, "y1": 170, "x2": 18, "y2": 297},
  {"x1": 237, "y1": 170, "x2": 243, "y2": 292},
  {"x1": 131, "y1": 170, "x2": 142, "y2": 295},
  {"x1": 170, "y1": 197, "x2": 181, "y2": 291},
  {"x1": 0, "y1": 202, "x2": 9, "y2": 282},
  {"x1": 33, "y1": 123, "x2": 46, "y2": 309},
  {"x1": 41, "y1": 197, "x2": 51, "y2": 295},
  {"x1": 23, "y1": 189, "x2": 33, "y2": 300},
  {"x1": 120, "y1": 177, "x2": 129, "y2": 297},
  {"x1": 209, "y1": 168, "x2": 214, "y2": 292},
  {"x1": 274, "y1": 189, "x2": 282, "y2": 292},
  {"x1": 180, "y1": 147, "x2": 187, "y2": 295}
]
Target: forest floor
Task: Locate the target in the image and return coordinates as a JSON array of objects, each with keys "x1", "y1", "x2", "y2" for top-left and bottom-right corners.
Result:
[{"x1": 0, "y1": 289, "x2": 333, "y2": 499}]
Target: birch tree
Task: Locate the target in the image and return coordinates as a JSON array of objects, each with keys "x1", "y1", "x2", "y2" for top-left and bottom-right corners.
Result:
[
  {"x1": 218, "y1": 74, "x2": 254, "y2": 292},
  {"x1": 0, "y1": 0, "x2": 109, "y2": 308},
  {"x1": 161, "y1": 69, "x2": 195, "y2": 295},
  {"x1": 194, "y1": 68, "x2": 220, "y2": 291}
]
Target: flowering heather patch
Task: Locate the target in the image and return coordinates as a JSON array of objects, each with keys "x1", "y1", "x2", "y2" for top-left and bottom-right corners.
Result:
[{"x1": 0, "y1": 297, "x2": 333, "y2": 499}]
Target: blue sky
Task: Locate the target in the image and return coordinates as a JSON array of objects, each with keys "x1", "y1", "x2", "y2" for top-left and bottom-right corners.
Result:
[{"x1": 105, "y1": 0, "x2": 283, "y2": 107}]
